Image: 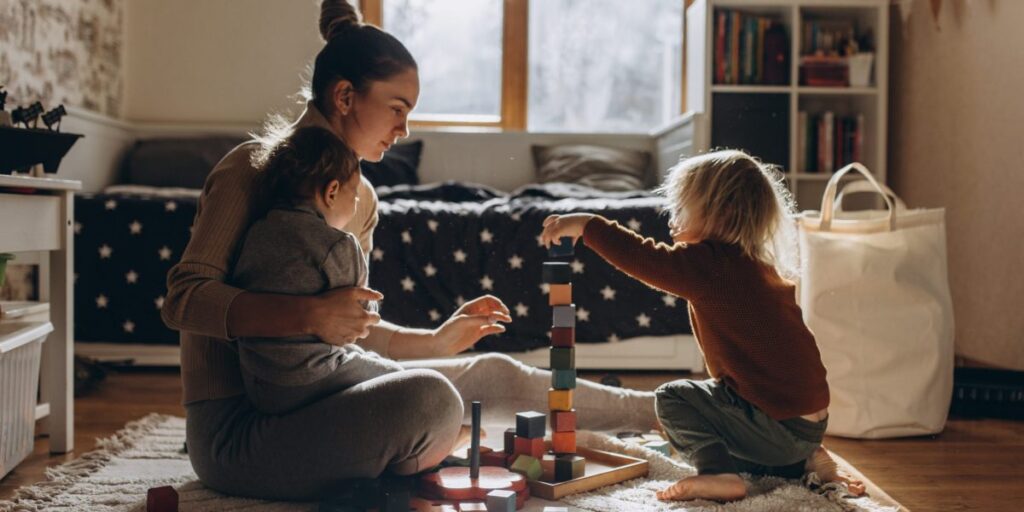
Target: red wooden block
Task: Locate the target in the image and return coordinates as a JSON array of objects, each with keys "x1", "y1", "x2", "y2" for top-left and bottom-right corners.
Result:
[
  {"x1": 551, "y1": 431, "x2": 576, "y2": 454},
  {"x1": 550, "y1": 410, "x2": 576, "y2": 433},
  {"x1": 146, "y1": 486, "x2": 178, "y2": 512},
  {"x1": 513, "y1": 436, "x2": 545, "y2": 459},
  {"x1": 481, "y1": 450, "x2": 510, "y2": 467},
  {"x1": 550, "y1": 327, "x2": 574, "y2": 348}
]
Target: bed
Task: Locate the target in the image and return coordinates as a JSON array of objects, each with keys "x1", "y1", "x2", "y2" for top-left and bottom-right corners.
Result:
[{"x1": 72, "y1": 137, "x2": 703, "y2": 371}]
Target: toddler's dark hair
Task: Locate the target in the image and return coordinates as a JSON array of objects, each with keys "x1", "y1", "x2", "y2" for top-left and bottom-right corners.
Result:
[{"x1": 258, "y1": 126, "x2": 359, "y2": 208}]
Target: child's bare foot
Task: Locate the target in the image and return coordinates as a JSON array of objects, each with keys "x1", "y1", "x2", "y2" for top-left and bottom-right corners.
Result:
[
  {"x1": 656, "y1": 473, "x2": 746, "y2": 502},
  {"x1": 805, "y1": 446, "x2": 866, "y2": 496}
]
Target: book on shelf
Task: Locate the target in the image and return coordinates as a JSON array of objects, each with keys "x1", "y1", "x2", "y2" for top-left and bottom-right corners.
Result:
[
  {"x1": 801, "y1": 110, "x2": 864, "y2": 174},
  {"x1": 714, "y1": 9, "x2": 787, "y2": 85}
]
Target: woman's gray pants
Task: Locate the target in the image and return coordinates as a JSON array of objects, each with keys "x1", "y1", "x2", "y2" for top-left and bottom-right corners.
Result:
[{"x1": 186, "y1": 353, "x2": 656, "y2": 500}]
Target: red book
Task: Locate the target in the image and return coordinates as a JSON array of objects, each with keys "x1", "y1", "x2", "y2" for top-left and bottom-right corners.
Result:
[
  {"x1": 835, "y1": 116, "x2": 844, "y2": 168},
  {"x1": 716, "y1": 11, "x2": 726, "y2": 84}
]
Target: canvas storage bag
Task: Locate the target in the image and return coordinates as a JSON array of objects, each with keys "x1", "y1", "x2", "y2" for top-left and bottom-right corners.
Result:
[{"x1": 798, "y1": 163, "x2": 954, "y2": 439}]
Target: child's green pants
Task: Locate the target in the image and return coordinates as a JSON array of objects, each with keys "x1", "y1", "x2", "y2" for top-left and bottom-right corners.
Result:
[{"x1": 655, "y1": 378, "x2": 827, "y2": 478}]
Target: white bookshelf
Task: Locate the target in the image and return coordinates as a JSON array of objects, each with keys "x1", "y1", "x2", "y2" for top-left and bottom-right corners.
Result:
[{"x1": 685, "y1": 0, "x2": 889, "y2": 211}]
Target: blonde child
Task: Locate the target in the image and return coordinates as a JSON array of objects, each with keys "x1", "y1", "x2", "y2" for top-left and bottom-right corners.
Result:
[{"x1": 540, "y1": 150, "x2": 865, "y2": 502}]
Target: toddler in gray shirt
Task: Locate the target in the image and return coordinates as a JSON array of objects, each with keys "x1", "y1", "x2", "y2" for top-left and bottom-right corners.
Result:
[{"x1": 232, "y1": 126, "x2": 402, "y2": 415}]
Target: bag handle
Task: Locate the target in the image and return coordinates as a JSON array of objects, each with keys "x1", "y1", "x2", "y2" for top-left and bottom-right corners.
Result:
[
  {"x1": 820, "y1": 163, "x2": 897, "y2": 232},
  {"x1": 835, "y1": 180, "x2": 907, "y2": 212}
]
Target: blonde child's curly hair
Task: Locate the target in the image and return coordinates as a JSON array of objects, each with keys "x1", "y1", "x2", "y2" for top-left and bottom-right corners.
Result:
[{"x1": 657, "y1": 149, "x2": 799, "y2": 279}]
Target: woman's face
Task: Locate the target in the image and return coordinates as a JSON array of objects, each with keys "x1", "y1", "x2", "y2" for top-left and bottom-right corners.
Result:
[{"x1": 335, "y1": 68, "x2": 420, "y2": 162}]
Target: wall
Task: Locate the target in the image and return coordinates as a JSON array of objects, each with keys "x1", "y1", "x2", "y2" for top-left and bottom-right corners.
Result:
[
  {"x1": 0, "y1": 0, "x2": 124, "y2": 118},
  {"x1": 122, "y1": 0, "x2": 323, "y2": 124},
  {"x1": 889, "y1": 0, "x2": 1024, "y2": 369}
]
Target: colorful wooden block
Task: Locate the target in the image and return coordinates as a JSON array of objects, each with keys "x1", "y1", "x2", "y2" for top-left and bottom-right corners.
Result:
[
  {"x1": 548, "y1": 388, "x2": 573, "y2": 411},
  {"x1": 548, "y1": 283, "x2": 572, "y2": 306},
  {"x1": 552, "y1": 431, "x2": 576, "y2": 454},
  {"x1": 503, "y1": 427, "x2": 516, "y2": 454},
  {"x1": 481, "y1": 450, "x2": 510, "y2": 467},
  {"x1": 486, "y1": 489, "x2": 517, "y2": 512},
  {"x1": 539, "y1": 453, "x2": 557, "y2": 482},
  {"x1": 543, "y1": 508, "x2": 570, "y2": 512},
  {"x1": 551, "y1": 369, "x2": 576, "y2": 389},
  {"x1": 551, "y1": 305, "x2": 576, "y2": 328},
  {"x1": 515, "y1": 411, "x2": 546, "y2": 439},
  {"x1": 554, "y1": 455, "x2": 586, "y2": 482},
  {"x1": 550, "y1": 347, "x2": 575, "y2": 370},
  {"x1": 548, "y1": 237, "x2": 575, "y2": 258},
  {"x1": 542, "y1": 262, "x2": 572, "y2": 284},
  {"x1": 513, "y1": 435, "x2": 545, "y2": 458},
  {"x1": 550, "y1": 327, "x2": 574, "y2": 348},
  {"x1": 146, "y1": 486, "x2": 178, "y2": 512},
  {"x1": 550, "y1": 410, "x2": 577, "y2": 432},
  {"x1": 510, "y1": 454, "x2": 543, "y2": 481},
  {"x1": 459, "y1": 503, "x2": 489, "y2": 511},
  {"x1": 643, "y1": 440, "x2": 671, "y2": 456}
]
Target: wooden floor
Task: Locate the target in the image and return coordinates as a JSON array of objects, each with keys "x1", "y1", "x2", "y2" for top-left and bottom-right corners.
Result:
[{"x1": 2, "y1": 369, "x2": 1022, "y2": 511}]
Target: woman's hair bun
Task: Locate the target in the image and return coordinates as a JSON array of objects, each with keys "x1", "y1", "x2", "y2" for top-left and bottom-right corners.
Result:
[{"x1": 319, "y1": 0, "x2": 362, "y2": 41}]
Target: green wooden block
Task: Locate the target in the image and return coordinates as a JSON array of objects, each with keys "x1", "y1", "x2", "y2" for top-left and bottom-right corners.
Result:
[
  {"x1": 551, "y1": 369, "x2": 576, "y2": 389},
  {"x1": 510, "y1": 454, "x2": 543, "y2": 481},
  {"x1": 550, "y1": 347, "x2": 575, "y2": 370}
]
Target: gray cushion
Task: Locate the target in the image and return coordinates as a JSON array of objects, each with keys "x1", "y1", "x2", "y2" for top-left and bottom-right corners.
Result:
[
  {"x1": 124, "y1": 137, "x2": 246, "y2": 189},
  {"x1": 532, "y1": 144, "x2": 652, "y2": 192}
]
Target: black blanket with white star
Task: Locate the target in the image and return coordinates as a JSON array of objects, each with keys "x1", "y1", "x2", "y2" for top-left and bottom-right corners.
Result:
[{"x1": 74, "y1": 183, "x2": 691, "y2": 351}]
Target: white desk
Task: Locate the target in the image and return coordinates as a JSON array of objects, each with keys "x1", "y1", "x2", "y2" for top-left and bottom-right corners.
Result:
[{"x1": 0, "y1": 174, "x2": 80, "y2": 453}]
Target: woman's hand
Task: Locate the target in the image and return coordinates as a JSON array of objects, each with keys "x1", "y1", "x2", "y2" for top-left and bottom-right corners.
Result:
[
  {"x1": 432, "y1": 295, "x2": 513, "y2": 356},
  {"x1": 309, "y1": 286, "x2": 384, "y2": 346},
  {"x1": 540, "y1": 213, "x2": 596, "y2": 249}
]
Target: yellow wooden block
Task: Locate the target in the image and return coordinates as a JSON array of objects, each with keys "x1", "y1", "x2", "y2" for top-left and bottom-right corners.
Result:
[
  {"x1": 548, "y1": 284, "x2": 572, "y2": 306},
  {"x1": 548, "y1": 388, "x2": 574, "y2": 411}
]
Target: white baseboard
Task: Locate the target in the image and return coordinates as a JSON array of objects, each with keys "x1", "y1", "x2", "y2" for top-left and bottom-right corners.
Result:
[{"x1": 76, "y1": 334, "x2": 704, "y2": 371}]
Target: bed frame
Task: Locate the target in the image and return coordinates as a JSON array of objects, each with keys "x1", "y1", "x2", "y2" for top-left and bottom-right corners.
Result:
[{"x1": 76, "y1": 334, "x2": 705, "y2": 371}]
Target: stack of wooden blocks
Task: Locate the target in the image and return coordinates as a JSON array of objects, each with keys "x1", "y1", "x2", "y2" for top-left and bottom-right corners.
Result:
[{"x1": 542, "y1": 238, "x2": 585, "y2": 482}]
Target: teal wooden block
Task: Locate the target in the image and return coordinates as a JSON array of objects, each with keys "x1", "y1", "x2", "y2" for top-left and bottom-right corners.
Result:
[
  {"x1": 550, "y1": 347, "x2": 575, "y2": 370},
  {"x1": 551, "y1": 369, "x2": 576, "y2": 389}
]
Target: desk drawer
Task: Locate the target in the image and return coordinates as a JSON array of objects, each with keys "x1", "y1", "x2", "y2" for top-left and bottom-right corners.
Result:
[{"x1": 0, "y1": 193, "x2": 62, "y2": 252}]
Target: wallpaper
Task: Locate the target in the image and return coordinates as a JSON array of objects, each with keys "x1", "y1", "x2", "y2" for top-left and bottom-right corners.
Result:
[{"x1": 0, "y1": 0, "x2": 124, "y2": 118}]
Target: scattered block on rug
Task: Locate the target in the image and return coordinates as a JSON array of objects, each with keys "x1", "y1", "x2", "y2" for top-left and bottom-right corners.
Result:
[
  {"x1": 485, "y1": 489, "x2": 516, "y2": 512},
  {"x1": 459, "y1": 502, "x2": 489, "y2": 511},
  {"x1": 543, "y1": 507, "x2": 569, "y2": 512},
  {"x1": 510, "y1": 455, "x2": 543, "y2": 481},
  {"x1": 146, "y1": 486, "x2": 178, "y2": 512}
]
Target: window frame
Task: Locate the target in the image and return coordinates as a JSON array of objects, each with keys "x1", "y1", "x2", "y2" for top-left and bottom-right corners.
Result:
[{"x1": 362, "y1": 0, "x2": 688, "y2": 132}]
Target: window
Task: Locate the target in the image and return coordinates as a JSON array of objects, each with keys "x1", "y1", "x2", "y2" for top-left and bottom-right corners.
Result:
[
  {"x1": 382, "y1": 0, "x2": 504, "y2": 123},
  {"x1": 363, "y1": 0, "x2": 683, "y2": 133},
  {"x1": 528, "y1": 0, "x2": 683, "y2": 132}
]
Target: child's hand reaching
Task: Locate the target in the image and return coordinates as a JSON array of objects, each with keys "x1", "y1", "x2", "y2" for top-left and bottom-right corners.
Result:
[{"x1": 540, "y1": 213, "x2": 596, "y2": 248}]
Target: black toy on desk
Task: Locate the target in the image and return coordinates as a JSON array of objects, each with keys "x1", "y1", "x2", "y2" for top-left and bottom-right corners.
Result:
[{"x1": 42, "y1": 105, "x2": 67, "y2": 132}]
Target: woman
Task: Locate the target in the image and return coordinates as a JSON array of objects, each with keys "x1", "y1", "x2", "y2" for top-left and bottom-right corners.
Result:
[{"x1": 163, "y1": 0, "x2": 656, "y2": 500}]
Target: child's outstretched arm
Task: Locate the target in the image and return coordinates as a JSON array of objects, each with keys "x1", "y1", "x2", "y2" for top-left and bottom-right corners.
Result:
[{"x1": 541, "y1": 214, "x2": 714, "y2": 300}]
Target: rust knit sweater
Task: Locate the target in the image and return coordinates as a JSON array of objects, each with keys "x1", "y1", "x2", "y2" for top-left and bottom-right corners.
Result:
[{"x1": 583, "y1": 216, "x2": 829, "y2": 420}]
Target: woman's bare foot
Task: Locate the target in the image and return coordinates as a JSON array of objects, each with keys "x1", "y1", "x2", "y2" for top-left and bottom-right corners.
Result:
[
  {"x1": 805, "y1": 446, "x2": 866, "y2": 496},
  {"x1": 656, "y1": 473, "x2": 747, "y2": 502},
  {"x1": 452, "y1": 425, "x2": 487, "y2": 453}
]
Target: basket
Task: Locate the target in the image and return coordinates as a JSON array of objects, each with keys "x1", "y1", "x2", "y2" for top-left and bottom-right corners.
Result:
[{"x1": 0, "y1": 321, "x2": 52, "y2": 479}]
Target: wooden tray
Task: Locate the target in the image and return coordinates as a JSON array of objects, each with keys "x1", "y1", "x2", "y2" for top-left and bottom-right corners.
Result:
[{"x1": 527, "y1": 447, "x2": 648, "y2": 501}]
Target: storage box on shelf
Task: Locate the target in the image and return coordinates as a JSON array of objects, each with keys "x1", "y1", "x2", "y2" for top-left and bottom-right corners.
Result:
[{"x1": 686, "y1": 0, "x2": 888, "y2": 211}]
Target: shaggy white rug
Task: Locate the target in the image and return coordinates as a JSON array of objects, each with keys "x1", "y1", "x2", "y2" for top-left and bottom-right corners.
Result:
[{"x1": 0, "y1": 415, "x2": 897, "y2": 511}]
